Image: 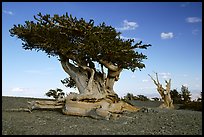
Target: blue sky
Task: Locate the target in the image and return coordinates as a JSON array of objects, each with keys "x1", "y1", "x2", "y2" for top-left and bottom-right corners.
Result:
[{"x1": 2, "y1": 2, "x2": 202, "y2": 100}]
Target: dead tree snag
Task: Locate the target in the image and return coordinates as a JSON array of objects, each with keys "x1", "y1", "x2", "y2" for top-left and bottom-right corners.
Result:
[{"x1": 148, "y1": 72, "x2": 174, "y2": 109}]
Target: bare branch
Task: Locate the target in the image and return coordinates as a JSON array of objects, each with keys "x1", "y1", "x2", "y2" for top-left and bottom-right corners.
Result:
[
  {"x1": 154, "y1": 72, "x2": 160, "y2": 85},
  {"x1": 148, "y1": 74, "x2": 158, "y2": 86},
  {"x1": 165, "y1": 79, "x2": 171, "y2": 94},
  {"x1": 99, "y1": 59, "x2": 119, "y2": 71}
]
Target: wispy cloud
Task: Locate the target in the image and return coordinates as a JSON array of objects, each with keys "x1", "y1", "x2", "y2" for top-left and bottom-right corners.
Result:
[
  {"x1": 180, "y1": 2, "x2": 190, "y2": 7},
  {"x1": 6, "y1": 87, "x2": 48, "y2": 98},
  {"x1": 131, "y1": 74, "x2": 136, "y2": 79},
  {"x1": 24, "y1": 68, "x2": 55, "y2": 75},
  {"x1": 120, "y1": 35, "x2": 142, "y2": 42},
  {"x1": 191, "y1": 90, "x2": 202, "y2": 101},
  {"x1": 116, "y1": 20, "x2": 139, "y2": 31},
  {"x1": 158, "y1": 72, "x2": 171, "y2": 79},
  {"x1": 183, "y1": 74, "x2": 188, "y2": 77},
  {"x1": 139, "y1": 87, "x2": 155, "y2": 90},
  {"x1": 186, "y1": 17, "x2": 202, "y2": 23},
  {"x1": 12, "y1": 87, "x2": 25, "y2": 92},
  {"x1": 120, "y1": 35, "x2": 135, "y2": 41},
  {"x1": 25, "y1": 70, "x2": 41, "y2": 74},
  {"x1": 182, "y1": 83, "x2": 189, "y2": 87},
  {"x1": 142, "y1": 79, "x2": 149, "y2": 82},
  {"x1": 195, "y1": 77, "x2": 200, "y2": 81},
  {"x1": 192, "y1": 29, "x2": 199, "y2": 35},
  {"x1": 3, "y1": 10, "x2": 14, "y2": 15},
  {"x1": 161, "y1": 32, "x2": 174, "y2": 39},
  {"x1": 195, "y1": 84, "x2": 200, "y2": 88}
]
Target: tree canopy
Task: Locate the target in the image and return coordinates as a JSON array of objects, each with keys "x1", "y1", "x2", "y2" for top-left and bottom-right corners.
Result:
[{"x1": 9, "y1": 12, "x2": 151, "y2": 73}]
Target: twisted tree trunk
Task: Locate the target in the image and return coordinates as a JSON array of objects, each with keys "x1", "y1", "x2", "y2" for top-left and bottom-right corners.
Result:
[
  {"x1": 27, "y1": 57, "x2": 140, "y2": 120},
  {"x1": 148, "y1": 73, "x2": 174, "y2": 109},
  {"x1": 59, "y1": 59, "x2": 139, "y2": 119}
]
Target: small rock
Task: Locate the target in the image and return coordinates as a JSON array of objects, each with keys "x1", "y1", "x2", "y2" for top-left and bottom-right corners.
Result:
[{"x1": 122, "y1": 121, "x2": 128, "y2": 125}]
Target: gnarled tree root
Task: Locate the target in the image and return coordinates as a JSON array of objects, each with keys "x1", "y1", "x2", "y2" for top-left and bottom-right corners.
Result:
[
  {"x1": 27, "y1": 100, "x2": 64, "y2": 111},
  {"x1": 6, "y1": 97, "x2": 140, "y2": 120},
  {"x1": 3, "y1": 108, "x2": 32, "y2": 113},
  {"x1": 62, "y1": 98, "x2": 140, "y2": 120}
]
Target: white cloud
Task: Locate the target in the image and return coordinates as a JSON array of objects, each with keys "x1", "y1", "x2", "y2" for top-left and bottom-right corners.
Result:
[
  {"x1": 25, "y1": 68, "x2": 55, "y2": 75},
  {"x1": 183, "y1": 74, "x2": 188, "y2": 77},
  {"x1": 158, "y1": 72, "x2": 171, "y2": 79},
  {"x1": 142, "y1": 79, "x2": 149, "y2": 82},
  {"x1": 3, "y1": 10, "x2": 14, "y2": 15},
  {"x1": 12, "y1": 87, "x2": 25, "y2": 92},
  {"x1": 25, "y1": 70, "x2": 41, "y2": 74},
  {"x1": 116, "y1": 20, "x2": 139, "y2": 31},
  {"x1": 139, "y1": 87, "x2": 155, "y2": 90},
  {"x1": 192, "y1": 29, "x2": 199, "y2": 35},
  {"x1": 182, "y1": 83, "x2": 189, "y2": 87},
  {"x1": 131, "y1": 74, "x2": 136, "y2": 79},
  {"x1": 186, "y1": 17, "x2": 202, "y2": 23},
  {"x1": 120, "y1": 35, "x2": 142, "y2": 42},
  {"x1": 195, "y1": 84, "x2": 200, "y2": 88},
  {"x1": 191, "y1": 92, "x2": 201, "y2": 101},
  {"x1": 161, "y1": 32, "x2": 174, "y2": 39},
  {"x1": 180, "y1": 2, "x2": 190, "y2": 7},
  {"x1": 5, "y1": 87, "x2": 47, "y2": 98},
  {"x1": 195, "y1": 77, "x2": 199, "y2": 81},
  {"x1": 120, "y1": 35, "x2": 135, "y2": 41},
  {"x1": 120, "y1": 35, "x2": 135, "y2": 40}
]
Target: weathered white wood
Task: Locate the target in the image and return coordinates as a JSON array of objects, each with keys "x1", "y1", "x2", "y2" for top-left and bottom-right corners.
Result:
[{"x1": 148, "y1": 73, "x2": 174, "y2": 109}]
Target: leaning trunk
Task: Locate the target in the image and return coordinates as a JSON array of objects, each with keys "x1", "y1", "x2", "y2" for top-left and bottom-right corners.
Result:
[{"x1": 59, "y1": 59, "x2": 139, "y2": 119}]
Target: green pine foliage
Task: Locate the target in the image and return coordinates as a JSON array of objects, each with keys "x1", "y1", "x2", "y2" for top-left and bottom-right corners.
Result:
[{"x1": 9, "y1": 12, "x2": 151, "y2": 72}]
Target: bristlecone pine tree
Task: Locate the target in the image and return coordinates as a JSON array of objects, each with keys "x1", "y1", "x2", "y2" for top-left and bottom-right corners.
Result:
[
  {"x1": 10, "y1": 12, "x2": 151, "y2": 119},
  {"x1": 148, "y1": 73, "x2": 174, "y2": 109}
]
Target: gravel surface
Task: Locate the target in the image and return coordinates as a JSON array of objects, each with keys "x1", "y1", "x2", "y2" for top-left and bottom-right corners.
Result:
[{"x1": 2, "y1": 96, "x2": 202, "y2": 135}]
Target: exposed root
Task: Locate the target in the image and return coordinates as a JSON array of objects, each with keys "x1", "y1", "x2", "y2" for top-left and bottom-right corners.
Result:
[
  {"x1": 3, "y1": 95, "x2": 140, "y2": 120},
  {"x1": 62, "y1": 98, "x2": 140, "y2": 120},
  {"x1": 3, "y1": 108, "x2": 32, "y2": 113}
]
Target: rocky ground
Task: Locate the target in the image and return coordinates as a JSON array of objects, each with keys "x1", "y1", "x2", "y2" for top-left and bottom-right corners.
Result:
[{"x1": 2, "y1": 96, "x2": 202, "y2": 135}]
